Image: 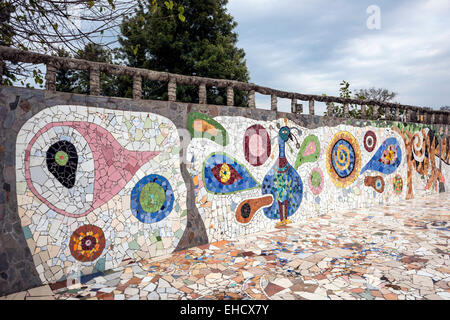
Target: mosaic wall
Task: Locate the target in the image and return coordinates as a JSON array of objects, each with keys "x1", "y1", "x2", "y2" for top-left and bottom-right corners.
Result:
[
  {"x1": 5, "y1": 89, "x2": 448, "y2": 293},
  {"x1": 15, "y1": 105, "x2": 187, "y2": 284},
  {"x1": 186, "y1": 114, "x2": 449, "y2": 243}
]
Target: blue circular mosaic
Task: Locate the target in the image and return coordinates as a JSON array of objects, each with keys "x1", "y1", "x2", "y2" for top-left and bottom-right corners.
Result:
[
  {"x1": 331, "y1": 139, "x2": 356, "y2": 178},
  {"x1": 131, "y1": 174, "x2": 174, "y2": 224}
]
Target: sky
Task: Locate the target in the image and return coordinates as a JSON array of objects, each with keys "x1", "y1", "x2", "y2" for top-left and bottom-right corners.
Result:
[
  {"x1": 226, "y1": 0, "x2": 450, "y2": 114},
  {"x1": 14, "y1": 0, "x2": 450, "y2": 115}
]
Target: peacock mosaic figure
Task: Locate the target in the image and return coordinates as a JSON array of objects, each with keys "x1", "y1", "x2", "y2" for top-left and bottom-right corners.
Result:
[
  {"x1": 191, "y1": 114, "x2": 314, "y2": 227},
  {"x1": 262, "y1": 124, "x2": 303, "y2": 228}
]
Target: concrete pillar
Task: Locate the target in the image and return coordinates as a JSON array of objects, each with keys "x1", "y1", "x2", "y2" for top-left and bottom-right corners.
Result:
[
  {"x1": 248, "y1": 90, "x2": 255, "y2": 108},
  {"x1": 133, "y1": 74, "x2": 142, "y2": 100},
  {"x1": 309, "y1": 100, "x2": 315, "y2": 116},
  {"x1": 395, "y1": 106, "x2": 400, "y2": 122},
  {"x1": 326, "y1": 102, "x2": 333, "y2": 117},
  {"x1": 385, "y1": 106, "x2": 391, "y2": 120},
  {"x1": 291, "y1": 99, "x2": 297, "y2": 113},
  {"x1": 271, "y1": 94, "x2": 277, "y2": 111},
  {"x1": 360, "y1": 104, "x2": 366, "y2": 119},
  {"x1": 45, "y1": 63, "x2": 57, "y2": 91},
  {"x1": 226, "y1": 86, "x2": 234, "y2": 106},
  {"x1": 373, "y1": 105, "x2": 378, "y2": 119},
  {"x1": 168, "y1": 78, "x2": 176, "y2": 102},
  {"x1": 343, "y1": 103, "x2": 349, "y2": 117},
  {"x1": 199, "y1": 83, "x2": 207, "y2": 104},
  {"x1": 89, "y1": 65, "x2": 100, "y2": 96}
]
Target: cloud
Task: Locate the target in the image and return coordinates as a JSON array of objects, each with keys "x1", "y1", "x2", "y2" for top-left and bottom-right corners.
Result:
[{"x1": 227, "y1": 0, "x2": 450, "y2": 110}]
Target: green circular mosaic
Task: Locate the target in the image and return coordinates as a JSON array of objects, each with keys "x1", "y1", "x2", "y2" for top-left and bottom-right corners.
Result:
[
  {"x1": 55, "y1": 151, "x2": 69, "y2": 166},
  {"x1": 139, "y1": 182, "x2": 165, "y2": 213},
  {"x1": 310, "y1": 171, "x2": 322, "y2": 187}
]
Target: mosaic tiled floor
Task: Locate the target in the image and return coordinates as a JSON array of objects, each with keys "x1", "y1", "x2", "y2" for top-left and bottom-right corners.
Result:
[{"x1": 2, "y1": 192, "x2": 449, "y2": 300}]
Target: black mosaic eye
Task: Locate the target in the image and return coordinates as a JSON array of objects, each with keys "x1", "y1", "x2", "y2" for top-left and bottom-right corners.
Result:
[
  {"x1": 46, "y1": 140, "x2": 78, "y2": 189},
  {"x1": 240, "y1": 203, "x2": 251, "y2": 219}
]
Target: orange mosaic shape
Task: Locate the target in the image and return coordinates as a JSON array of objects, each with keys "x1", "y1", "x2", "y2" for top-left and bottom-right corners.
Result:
[
  {"x1": 326, "y1": 131, "x2": 361, "y2": 188},
  {"x1": 364, "y1": 175, "x2": 385, "y2": 193},
  {"x1": 69, "y1": 225, "x2": 106, "y2": 262},
  {"x1": 235, "y1": 195, "x2": 274, "y2": 224},
  {"x1": 193, "y1": 119, "x2": 219, "y2": 136}
]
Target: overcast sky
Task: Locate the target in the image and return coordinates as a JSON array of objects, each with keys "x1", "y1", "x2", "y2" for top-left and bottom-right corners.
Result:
[
  {"x1": 227, "y1": 0, "x2": 450, "y2": 113},
  {"x1": 15, "y1": 0, "x2": 450, "y2": 114}
]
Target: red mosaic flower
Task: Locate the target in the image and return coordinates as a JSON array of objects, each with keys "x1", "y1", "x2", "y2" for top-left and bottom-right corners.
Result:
[{"x1": 69, "y1": 225, "x2": 106, "y2": 262}]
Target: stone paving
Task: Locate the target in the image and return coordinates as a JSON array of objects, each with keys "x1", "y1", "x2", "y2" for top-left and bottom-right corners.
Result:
[{"x1": 1, "y1": 192, "x2": 449, "y2": 300}]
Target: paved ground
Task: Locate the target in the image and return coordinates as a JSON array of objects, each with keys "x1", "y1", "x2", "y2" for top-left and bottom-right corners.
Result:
[{"x1": 2, "y1": 192, "x2": 449, "y2": 300}]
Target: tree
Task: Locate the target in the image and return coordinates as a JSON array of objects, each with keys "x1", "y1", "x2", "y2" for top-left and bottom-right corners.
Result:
[
  {"x1": 324, "y1": 81, "x2": 398, "y2": 119},
  {"x1": 1, "y1": 0, "x2": 184, "y2": 85},
  {"x1": 55, "y1": 43, "x2": 130, "y2": 97},
  {"x1": 355, "y1": 87, "x2": 398, "y2": 119},
  {"x1": 118, "y1": 0, "x2": 250, "y2": 106},
  {"x1": 355, "y1": 87, "x2": 397, "y2": 102}
]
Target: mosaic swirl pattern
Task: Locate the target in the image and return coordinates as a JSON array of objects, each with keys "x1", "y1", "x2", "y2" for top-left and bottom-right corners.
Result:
[
  {"x1": 326, "y1": 131, "x2": 361, "y2": 188},
  {"x1": 131, "y1": 174, "x2": 174, "y2": 224},
  {"x1": 412, "y1": 131, "x2": 426, "y2": 162}
]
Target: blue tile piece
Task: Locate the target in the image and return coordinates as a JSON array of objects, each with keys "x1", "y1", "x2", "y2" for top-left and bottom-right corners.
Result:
[
  {"x1": 80, "y1": 271, "x2": 104, "y2": 284},
  {"x1": 22, "y1": 226, "x2": 32, "y2": 239}
]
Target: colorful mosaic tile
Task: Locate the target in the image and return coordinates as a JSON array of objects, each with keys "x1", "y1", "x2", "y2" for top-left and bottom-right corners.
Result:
[
  {"x1": 235, "y1": 195, "x2": 273, "y2": 224},
  {"x1": 294, "y1": 134, "x2": 320, "y2": 169},
  {"x1": 183, "y1": 114, "x2": 445, "y2": 249},
  {"x1": 364, "y1": 175, "x2": 385, "y2": 193},
  {"x1": 308, "y1": 167, "x2": 324, "y2": 195},
  {"x1": 360, "y1": 137, "x2": 402, "y2": 175},
  {"x1": 393, "y1": 175, "x2": 403, "y2": 195},
  {"x1": 262, "y1": 126, "x2": 303, "y2": 222},
  {"x1": 69, "y1": 225, "x2": 106, "y2": 262},
  {"x1": 326, "y1": 131, "x2": 361, "y2": 188},
  {"x1": 16, "y1": 105, "x2": 187, "y2": 284},
  {"x1": 244, "y1": 124, "x2": 271, "y2": 167},
  {"x1": 130, "y1": 174, "x2": 174, "y2": 224},
  {"x1": 203, "y1": 152, "x2": 259, "y2": 194},
  {"x1": 46, "y1": 140, "x2": 78, "y2": 188},
  {"x1": 186, "y1": 112, "x2": 229, "y2": 146},
  {"x1": 363, "y1": 130, "x2": 377, "y2": 152}
]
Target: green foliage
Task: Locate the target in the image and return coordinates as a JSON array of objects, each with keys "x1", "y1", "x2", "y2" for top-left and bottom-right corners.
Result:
[
  {"x1": 324, "y1": 80, "x2": 398, "y2": 120},
  {"x1": 1, "y1": 0, "x2": 184, "y2": 87},
  {"x1": 56, "y1": 44, "x2": 131, "y2": 98},
  {"x1": 118, "y1": 0, "x2": 250, "y2": 106}
]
